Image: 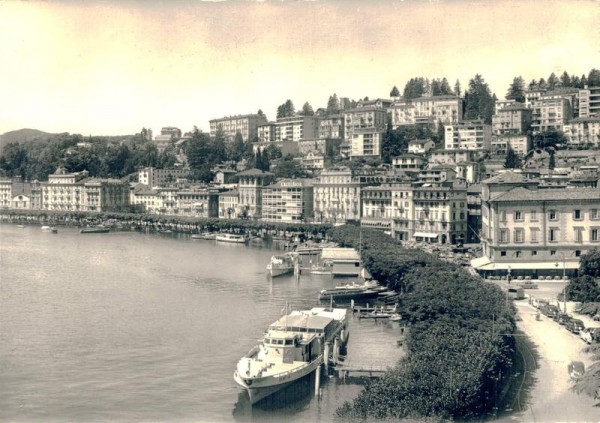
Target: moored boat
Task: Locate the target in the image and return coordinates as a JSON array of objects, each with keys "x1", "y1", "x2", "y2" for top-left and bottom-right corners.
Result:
[
  {"x1": 216, "y1": 233, "x2": 247, "y2": 243},
  {"x1": 80, "y1": 226, "x2": 110, "y2": 234},
  {"x1": 233, "y1": 306, "x2": 348, "y2": 404},
  {"x1": 318, "y1": 281, "x2": 381, "y2": 301},
  {"x1": 191, "y1": 232, "x2": 216, "y2": 240},
  {"x1": 267, "y1": 254, "x2": 296, "y2": 277}
]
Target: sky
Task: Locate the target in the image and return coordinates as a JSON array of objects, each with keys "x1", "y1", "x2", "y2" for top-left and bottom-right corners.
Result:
[{"x1": 0, "y1": 0, "x2": 599, "y2": 137}]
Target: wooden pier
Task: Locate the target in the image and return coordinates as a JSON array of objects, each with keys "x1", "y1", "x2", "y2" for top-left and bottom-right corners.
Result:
[{"x1": 334, "y1": 361, "x2": 392, "y2": 379}]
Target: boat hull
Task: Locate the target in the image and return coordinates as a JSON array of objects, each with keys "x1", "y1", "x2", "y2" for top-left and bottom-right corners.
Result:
[
  {"x1": 216, "y1": 235, "x2": 246, "y2": 243},
  {"x1": 234, "y1": 357, "x2": 322, "y2": 404},
  {"x1": 318, "y1": 290, "x2": 379, "y2": 301},
  {"x1": 80, "y1": 228, "x2": 110, "y2": 234},
  {"x1": 268, "y1": 266, "x2": 294, "y2": 277}
]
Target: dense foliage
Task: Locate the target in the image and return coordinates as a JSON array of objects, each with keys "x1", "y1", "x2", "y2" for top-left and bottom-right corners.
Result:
[
  {"x1": 330, "y1": 225, "x2": 516, "y2": 421},
  {"x1": 0, "y1": 131, "x2": 176, "y2": 181},
  {"x1": 566, "y1": 249, "x2": 600, "y2": 302}
]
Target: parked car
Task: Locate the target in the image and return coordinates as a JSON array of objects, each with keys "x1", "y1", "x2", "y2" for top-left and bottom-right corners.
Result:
[
  {"x1": 566, "y1": 319, "x2": 585, "y2": 334},
  {"x1": 579, "y1": 327, "x2": 600, "y2": 344},
  {"x1": 554, "y1": 312, "x2": 571, "y2": 325},
  {"x1": 542, "y1": 305, "x2": 560, "y2": 318},
  {"x1": 593, "y1": 314, "x2": 600, "y2": 322},
  {"x1": 533, "y1": 298, "x2": 549, "y2": 309}
]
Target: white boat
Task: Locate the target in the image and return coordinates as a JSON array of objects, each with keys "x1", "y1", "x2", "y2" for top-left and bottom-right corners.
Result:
[
  {"x1": 41, "y1": 225, "x2": 58, "y2": 233},
  {"x1": 267, "y1": 254, "x2": 295, "y2": 277},
  {"x1": 216, "y1": 233, "x2": 247, "y2": 243},
  {"x1": 234, "y1": 307, "x2": 348, "y2": 404},
  {"x1": 191, "y1": 232, "x2": 216, "y2": 240}
]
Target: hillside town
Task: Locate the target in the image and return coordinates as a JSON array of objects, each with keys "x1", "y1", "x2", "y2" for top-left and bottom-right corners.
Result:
[{"x1": 1, "y1": 74, "x2": 600, "y2": 281}]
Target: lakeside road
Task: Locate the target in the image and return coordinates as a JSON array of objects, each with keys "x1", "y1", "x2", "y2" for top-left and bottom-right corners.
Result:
[{"x1": 509, "y1": 298, "x2": 598, "y2": 422}]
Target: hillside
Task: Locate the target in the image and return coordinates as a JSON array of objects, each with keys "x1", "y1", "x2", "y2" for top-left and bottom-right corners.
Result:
[{"x1": 0, "y1": 128, "x2": 62, "y2": 151}]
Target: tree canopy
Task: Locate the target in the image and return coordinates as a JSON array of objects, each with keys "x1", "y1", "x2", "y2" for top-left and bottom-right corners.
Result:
[
  {"x1": 464, "y1": 74, "x2": 495, "y2": 124},
  {"x1": 276, "y1": 99, "x2": 295, "y2": 119},
  {"x1": 506, "y1": 76, "x2": 525, "y2": 103}
]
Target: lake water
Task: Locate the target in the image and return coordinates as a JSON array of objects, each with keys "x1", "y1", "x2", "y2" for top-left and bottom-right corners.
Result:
[{"x1": 0, "y1": 223, "x2": 403, "y2": 422}]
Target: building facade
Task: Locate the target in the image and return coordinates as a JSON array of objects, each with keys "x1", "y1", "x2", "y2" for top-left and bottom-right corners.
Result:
[
  {"x1": 532, "y1": 97, "x2": 573, "y2": 133},
  {"x1": 390, "y1": 95, "x2": 463, "y2": 129},
  {"x1": 318, "y1": 115, "x2": 345, "y2": 139},
  {"x1": 138, "y1": 167, "x2": 190, "y2": 187},
  {"x1": 272, "y1": 116, "x2": 319, "y2": 142},
  {"x1": 563, "y1": 117, "x2": 600, "y2": 146},
  {"x1": 351, "y1": 129, "x2": 384, "y2": 157},
  {"x1": 444, "y1": 120, "x2": 492, "y2": 151},
  {"x1": 492, "y1": 103, "x2": 532, "y2": 135},
  {"x1": 261, "y1": 179, "x2": 314, "y2": 223},
  {"x1": 491, "y1": 135, "x2": 532, "y2": 156},
  {"x1": 313, "y1": 167, "x2": 362, "y2": 223},
  {"x1": 343, "y1": 107, "x2": 387, "y2": 142},
  {"x1": 237, "y1": 168, "x2": 273, "y2": 219},
  {"x1": 209, "y1": 114, "x2": 267, "y2": 142}
]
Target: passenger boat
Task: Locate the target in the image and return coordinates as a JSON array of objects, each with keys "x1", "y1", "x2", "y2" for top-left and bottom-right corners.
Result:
[
  {"x1": 41, "y1": 225, "x2": 58, "y2": 233},
  {"x1": 191, "y1": 232, "x2": 216, "y2": 240},
  {"x1": 215, "y1": 233, "x2": 247, "y2": 243},
  {"x1": 318, "y1": 281, "x2": 381, "y2": 301},
  {"x1": 16, "y1": 224, "x2": 25, "y2": 228},
  {"x1": 267, "y1": 254, "x2": 296, "y2": 277},
  {"x1": 80, "y1": 226, "x2": 110, "y2": 234},
  {"x1": 234, "y1": 306, "x2": 348, "y2": 404}
]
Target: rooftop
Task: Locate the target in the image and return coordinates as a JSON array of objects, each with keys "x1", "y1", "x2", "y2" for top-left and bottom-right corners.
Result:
[{"x1": 491, "y1": 187, "x2": 600, "y2": 202}]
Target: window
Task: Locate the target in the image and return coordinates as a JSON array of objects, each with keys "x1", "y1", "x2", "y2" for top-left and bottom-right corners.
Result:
[
  {"x1": 549, "y1": 210, "x2": 558, "y2": 221},
  {"x1": 530, "y1": 210, "x2": 538, "y2": 221},
  {"x1": 499, "y1": 229, "x2": 509, "y2": 243},
  {"x1": 592, "y1": 229, "x2": 599, "y2": 242},
  {"x1": 514, "y1": 229, "x2": 524, "y2": 243},
  {"x1": 576, "y1": 250, "x2": 582, "y2": 257},
  {"x1": 592, "y1": 209, "x2": 599, "y2": 220},
  {"x1": 515, "y1": 251, "x2": 522, "y2": 258},
  {"x1": 500, "y1": 251, "x2": 507, "y2": 257},
  {"x1": 550, "y1": 250, "x2": 556, "y2": 256},
  {"x1": 549, "y1": 228, "x2": 558, "y2": 242},
  {"x1": 529, "y1": 228, "x2": 539, "y2": 243},
  {"x1": 514, "y1": 211, "x2": 523, "y2": 221},
  {"x1": 531, "y1": 250, "x2": 537, "y2": 256},
  {"x1": 574, "y1": 210, "x2": 582, "y2": 220},
  {"x1": 575, "y1": 228, "x2": 583, "y2": 243},
  {"x1": 500, "y1": 210, "x2": 506, "y2": 222}
]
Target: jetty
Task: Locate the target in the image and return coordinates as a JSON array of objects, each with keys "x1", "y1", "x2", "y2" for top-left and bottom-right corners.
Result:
[{"x1": 334, "y1": 361, "x2": 393, "y2": 379}]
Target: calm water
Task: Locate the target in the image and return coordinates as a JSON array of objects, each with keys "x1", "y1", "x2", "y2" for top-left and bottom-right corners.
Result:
[{"x1": 0, "y1": 224, "x2": 403, "y2": 423}]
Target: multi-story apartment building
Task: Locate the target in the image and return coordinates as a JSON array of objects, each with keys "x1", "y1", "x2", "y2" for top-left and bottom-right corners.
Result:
[
  {"x1": 360, "y1": 185, "x2": 394, "y2": 231},
  {"x1": 272, "y1": 115, "x2": 319, "y2": 142},
  {"x1": 318, "y1": 115, "x2": 345, "y2": 139},
  {"x1": 297, "y1": 138, "x2": 341, "y2": 156},
  {"x1": 209, "y1": 114, "x2": 267, "y2": 142},
  {"x1": 176, "y1": 187, "x2": 220, "y2": 218},
  {"x1": 411, "y1": 181, "x2": 467, "y2": 245},
  {"x1": 257, "y1": 122, "x2": 276, "y2": 143},
  {"x1": 43, "y1": 168, "x2": 129, "y2": 212},
  {"x1": 478, "y1": 183, "x2": 600, "y2": 276},
  {"x1": 563, "y1": 117, "x2": 600, "y2": 146},
  {"x1": 578, "y1": 86, "x2": 600, "y2": 118},
  {"x1": 392, "y1": 154, "x2": 426, "y2": 171},
  {"x1": 313, "y1": 167, "x2": 362, "y2": 223},
  {"x1": 237, "y1": 168, "x2": 273, "y2": 219},
  {"x1": 492, "y1": 102, "x2": 532, "y2": 135},
  {"x1": 261, "y1": 178, "x2": 314, "y2": 223},
  {"x1": 343, "y1": 106, "x2": 387, "y2": 142},
  {"x1": 389, "y1": 95, "x2": 463, "y2": 129},
  {"x1": 495, "y1": 99, "x2": 516, "y2": 113},
  {"x1": 524, "y1": 88, "x2": 545, "y2": 109},
  {"x1": 390, "y1": 183, "x2": 415, "y2": 241},
  {"x1": 138, "y1": 167, "x2": 190, "y2": 187},
  {"x1": 444, "y1": 120, "x2": 492, "y2": 151},
  {"x1": 351, "y1": 128, "x2": 384, "y2": 157},
  {"x1": 299, "y1": 152, "x2": 325, "y2": 172},
  {"x1": 540, "y1": 88, "x2": 580, "y2": 117},
  {"x1": 532, "y1": 97, "x2": 573, "y2": 133},
  {"x1": 418, "y1": 166, "x2": 458, "y2": 184},
  {"x1": 491, "y1": 135, "x2": 532, "y2": 156},
  {"x1": 218, "y1": 190, "x2": 239, "y2": 219},
  {"x1": 0, "y1": 179, "x2": 11, "y2": 208}
]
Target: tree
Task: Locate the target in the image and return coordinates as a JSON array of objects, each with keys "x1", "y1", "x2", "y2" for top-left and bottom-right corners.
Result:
[
  {"x1": 588, "y1": 68, "x2": 600, "y2": 87},
  {"x1": 506, "y1": 76, "x2": 526, "y2": 103},
  {"x1": 580, "y1": 248, "x2": 600, "y2": 278},
  {"x1": 538, "y1": 78, "x2": 547, "y2": 90},
  {"x1": 440, "y1": 77, "x2": 452, "y2": 95},
  {"x1": 326, "y1": 94, "x2": 340, "y2": 114},
  {"x1": 547, "y1": 72, "x2": 559, "y2": 90},
  {"x1": 528, "y1": 79, "x2": 538, "y2": 90},
  {"x1": 390, "y1": 85, "x2": 400, "y2": 98},
  {"x1": 403, "y1": 77, "x2": 425, "y2": 101},
  {"x1": 228, "y1": 132, "x2": 245, "y2": 162},
  {"x1": 504, "y1": 145, "x2": 521, "y2": 169},
  {"x1": 272, "y1": 155, "x2": 307, "y2": 179},
  {"x1": 548, "y1": 149, "x2": 556, "y2": 170},
  {"x1": 464, "y1": 74, "x2": 495, "y2": 124},
  {"x1": 276, "y1": 99, "x2": 295, "y2": 118},
  {"x1": 581, "y1": 74, "x2": 588, "y2": 88},
  {"x1": 560, "y1": 71, "x2": 571, "y2": 88},
  {"x1": 431, "y1": 79, "x2": 442, "y2": 96},
  {"x1": 454, "y1": 79, "x2": 461, "y2": 97},
  {"x1": 300, "y1": 101, "x2": 314, "y2": 116},
  {"x1": 257, "y1": 109, "x2": 266, "y2": 119},
  {"x1": 567, "y1": 276, "x2": 600, "y2": 303},
  {"x1": 264, "y1": 143, "x2": 282, "y2": 161}
]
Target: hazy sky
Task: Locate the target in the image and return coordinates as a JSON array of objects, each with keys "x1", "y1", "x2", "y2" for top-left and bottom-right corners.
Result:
[{"x1": 1, "y1": 0, "x2": 599, "y2": 136}]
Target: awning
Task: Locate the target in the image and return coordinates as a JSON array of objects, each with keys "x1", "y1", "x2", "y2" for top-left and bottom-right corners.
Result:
[
  {"x1": 414, "y1": 232, "x2": 439, "y2": 239},
  {"x1": 475, "y1": 261, "x2": 580, "y2": 271},
  {"x1": 470, "y1": 256, "x2": 492, "y2": 268}
]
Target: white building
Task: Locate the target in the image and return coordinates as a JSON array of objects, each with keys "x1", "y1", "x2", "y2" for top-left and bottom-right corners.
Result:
[{"x1": 445, "y1": 120, "x2": 492, "y2": 151}]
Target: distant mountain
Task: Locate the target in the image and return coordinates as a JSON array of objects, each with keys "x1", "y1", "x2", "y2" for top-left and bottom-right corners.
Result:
[{"x1": 0, "y1": 128, "x2": 62, "y2": 151}]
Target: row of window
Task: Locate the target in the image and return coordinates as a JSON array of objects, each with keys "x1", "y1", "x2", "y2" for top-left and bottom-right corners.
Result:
[
  {"x1": 499, "y1": 228, "x2": 600, "y2": 243},
  {"x1": 499, "y1": 250, "x2": 582, "y2": 258},
  {"x1": 503, "y1": 209, "x2": 599, "y2": 221}
]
